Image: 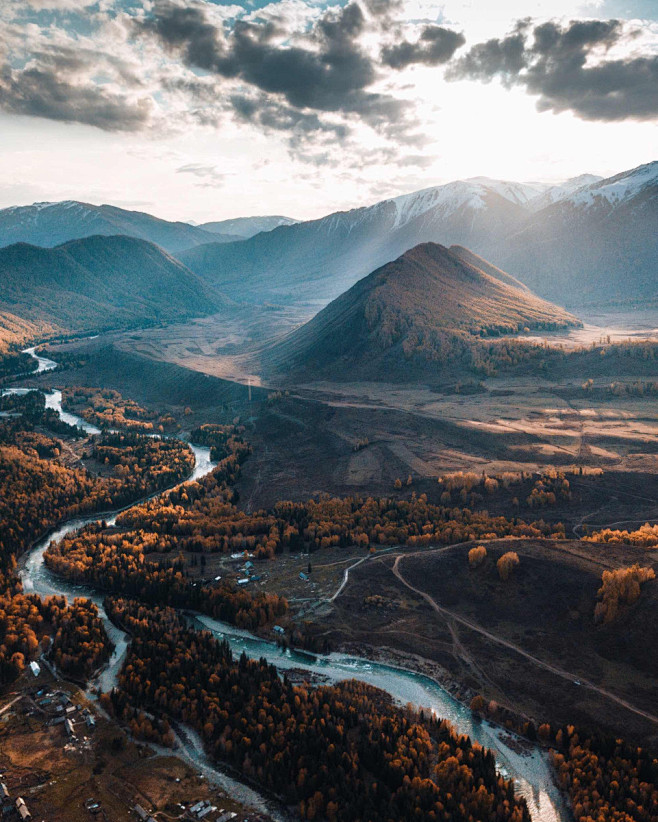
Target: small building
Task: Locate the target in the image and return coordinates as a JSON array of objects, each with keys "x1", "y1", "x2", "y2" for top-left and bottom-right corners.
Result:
[
  {"x1": 0, "y1": 785, "x2": 9, "y2": 802},
  {"x1": 244, "y1": 561, "x2": 254, "y2": 570},
  {"x1": 133, "y1": 805, "x2": 149, "y2": 821},
  {"x1": 85, "y1": 714, "x2": 96, "y2": 730},
  {"x1": 237, "y1": 578, "x2": 249, "y2": 586},
  {"x1": 65, "y1": 718, "x2": 75, "y2": 738},
  {"x1": 299, "y1": 572, "x2": 309, "y2": 581},
  {"x1": 15, "y1": 798, "x2": 31, "y2": 821},
  {"x1": 189, "y1": 801, "x2": 217, "y2": 820},
  {"x1": 273, "y1": 625, "x2": 285, "y2": 635},
  {"x1": 29, "y1": 661, "x2": 40, "y2": 678}
]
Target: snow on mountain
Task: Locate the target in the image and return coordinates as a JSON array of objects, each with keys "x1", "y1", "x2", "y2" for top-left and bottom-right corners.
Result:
[
  {"x1": 566, "y1": 162, "x2": 658, "y2": 208},
  {"x1": 379, "y1": 178, "x2": 552, "y2": 231},
  {"x1": 388, "y1": 182, "x2": 487, "y2": 229},
  {"x1": 467, "y1": 178, "x2": 550, "y2": 206},
  {"x1": 527, "y1": 175, "x2": 603, "y2": 211}
]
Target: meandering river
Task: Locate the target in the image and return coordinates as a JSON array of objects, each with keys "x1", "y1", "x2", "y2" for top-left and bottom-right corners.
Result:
[{"x1": 7, "y1": 346, "x2": 569, "y2": 822}]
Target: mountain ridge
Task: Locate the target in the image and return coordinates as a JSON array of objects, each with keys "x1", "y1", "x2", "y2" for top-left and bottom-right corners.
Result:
[
  {"x1": 180, "y1": 162, "x2": 656, "y2": 310},
  {"x1": 200, "y1": 215, "x2": 299, "y2": 239},
  {"x1": 0, "y1": 201, "x2": 235, "y2": 254},
  {"x1": 497, "y1": 161, "x2": 658, "y2": 306}
]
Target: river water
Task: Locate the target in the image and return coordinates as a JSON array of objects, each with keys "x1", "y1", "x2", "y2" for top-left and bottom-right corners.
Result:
[{"x1": 7, "y1": 346, "x2": 568, "y2": 822}]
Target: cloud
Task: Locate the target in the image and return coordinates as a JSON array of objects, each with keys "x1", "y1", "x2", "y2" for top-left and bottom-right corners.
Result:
[
  {"x1": 449, "y1": 17, "x2": 658, "y2": 121},
  {"x1": 176, "y1": 163, "x2": 231, "y2": 187},
  {"x1": 381, "y1": 25, "x2": 465, "y2": 69},
  {"x1": 0, "y1": 15, "x2": 155, "y2": 131},
  {"x1": 5, "y1": 0, "x2": 99, "y2": 9},
  {"x1": 230, "y1": 93, "x2": 348, "y2": 138},
  {"x1": 135, "y1": 0, "x2": 411, "y2": 129},
  {"x1": 0, "y1": 61, "x2": 152, "y2": 131}
]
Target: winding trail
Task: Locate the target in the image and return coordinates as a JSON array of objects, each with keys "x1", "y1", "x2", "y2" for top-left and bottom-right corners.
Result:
[
  {"x1": 391, "y1": 549, "x2": 658, "y2": 726},
  {"x1": 329, "y1": 556, "x2": 368, "y2": 602}
]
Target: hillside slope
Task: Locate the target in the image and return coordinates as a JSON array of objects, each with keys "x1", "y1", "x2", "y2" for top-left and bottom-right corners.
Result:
[
  {"x1": 261, "y1": 243, "x2": 580, "y2": 380},
  {"x1": 0, "y1": 201, "x2": 231, "y2": 254},
  {"x1": 0, "y1": 235, "x2": 226, "y2": 341}
]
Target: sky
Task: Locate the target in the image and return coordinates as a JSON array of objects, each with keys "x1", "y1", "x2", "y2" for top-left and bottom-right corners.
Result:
[{"x1": 0, "y1": 0, "x2": 657, "y2": 221}]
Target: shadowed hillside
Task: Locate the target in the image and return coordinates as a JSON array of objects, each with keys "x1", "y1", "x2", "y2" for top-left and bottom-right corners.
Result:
[
  {"x1": 261, "y1": 243, "x2": 580, "y2": 380},
  {"x1": 0, "y1": 235, "x2": 226, "y2": 345}
]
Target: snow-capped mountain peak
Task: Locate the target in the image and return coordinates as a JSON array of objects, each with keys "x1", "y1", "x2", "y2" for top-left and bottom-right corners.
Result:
[
  {"x1": 466, "y1": 177, "x2": 550, "y2": 206},
  {"x1": 568, "y1": 161, "x2": 658, "y2": 208},
  {"x1": 385, "y1": 178, "x2": 543, "y2": 230}
]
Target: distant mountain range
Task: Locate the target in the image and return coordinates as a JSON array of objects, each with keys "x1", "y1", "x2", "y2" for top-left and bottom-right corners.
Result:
[
  {"x1": 496, "y1": 163, "x2": 658, "y2": 306},
  {"x1": 0, "y1": 162, "x2": 654, "y2": 328},
  {"x1": 199, "y1": 215, "x2": 298, "y2": 240},
  {"x1": 261, "y1": 243, "x2": 580, "y2": 381},
  {"x1": 0, "y1": 235, "x2": 226, "y2": 344},
  {"x1": 0, "y1": 201, "x2": 235, "y2": 254},
  {"x1": 179, "y1": 163, "x2": 657, "y2": 309}
]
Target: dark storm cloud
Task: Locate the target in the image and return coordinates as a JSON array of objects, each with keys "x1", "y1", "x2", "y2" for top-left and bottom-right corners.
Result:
[
  {"x1": 0, "y1": 60, "x2": 151, "y2": 131},
  {"x1": 449, "y1": 18, "x2": 658, "y2": 122},
  {"x1": 230, "y1": 93, "x2": 349, "y2": 138},
  {"x1": 381, "y1": 25, "x2": 465, "y2": 69},
  {"x1": 135, "y1": 0, "x2": 410, "y2": 128}
]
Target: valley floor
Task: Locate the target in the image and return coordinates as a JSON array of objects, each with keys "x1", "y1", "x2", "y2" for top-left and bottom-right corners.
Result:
[{"x1": 24, "y1": 311, "x2": 658, "y2": 753}]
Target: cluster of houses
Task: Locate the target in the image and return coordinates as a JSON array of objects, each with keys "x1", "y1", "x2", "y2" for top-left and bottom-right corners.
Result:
[
  {"x1": 33, "y1": 689, "x2": 96, "y2": 743},
  {"x1": 233, "y1": 557, "x2": 262, "y2": 587},
  {"x1": 135, "y1": 800, "x2": 239, "y2": 822},
  {"x1": 0, "y1": 782, "x2": 32, "y2": 820}
]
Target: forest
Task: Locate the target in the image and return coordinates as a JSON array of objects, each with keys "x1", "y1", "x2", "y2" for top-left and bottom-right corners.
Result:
[
  {"x1": 473, "y1": 339, "x2": 658, "y2": 379},
  {"x1": 0, "y1": 404, "x2": 192, "y2": 684},
  {"x1": 594, "y1": 565, "x2": 655, "y2": 624},
  {"x1": 0, "y1": 589, "x2": 112, "y2": 684},
  {"x1": 550, "y1": 727, "x2": 658, "y2": 822},
  {"x1": 0, "y1": 389, "x2": 83, "y2": 438},
  {"x1": 61, "y1": 385, "x2": 182, "y2": 433},
  {"x1": 0, "y1": 349, "x2": 37, "y2": 382},
  {"x1": 103, "y1": 596, "x2": 530, "y2": 822}
]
